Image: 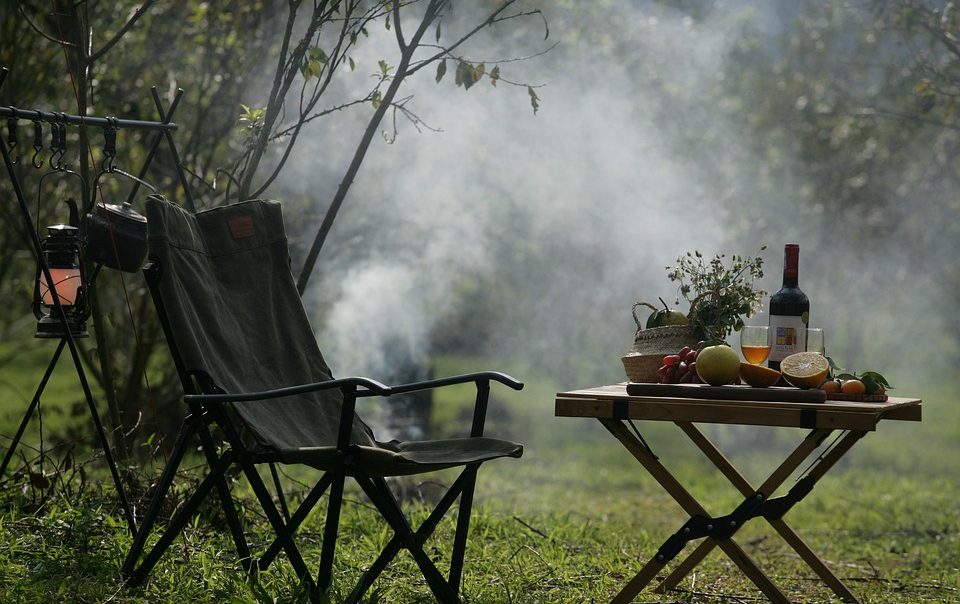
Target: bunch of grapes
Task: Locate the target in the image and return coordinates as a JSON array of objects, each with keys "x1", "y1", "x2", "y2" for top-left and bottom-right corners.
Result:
[{"x1": 656, "y1": 345, "x2": 703, "y2": 384}]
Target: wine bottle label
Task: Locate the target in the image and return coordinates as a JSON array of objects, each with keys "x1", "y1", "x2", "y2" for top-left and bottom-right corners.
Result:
[{"x1": 768, "y1": 314, "x2": 808, "y2": 362}]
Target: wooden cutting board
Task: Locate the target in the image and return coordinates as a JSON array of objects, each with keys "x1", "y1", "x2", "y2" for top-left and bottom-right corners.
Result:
[
  {"x1": 625, "y1": 382, "x2": 827, "y2": 403},
  {"x1": 826, "y1": 392, "x2": 889, "y2": 402}
]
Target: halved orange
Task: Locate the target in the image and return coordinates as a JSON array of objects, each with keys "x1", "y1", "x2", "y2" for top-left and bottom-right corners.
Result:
[
  {"x1": 780, "y1": 352, "x2": 830, "y2": 389},
  {"x1": 739, "y1": 363, "x2": 781, "y2": 388}
]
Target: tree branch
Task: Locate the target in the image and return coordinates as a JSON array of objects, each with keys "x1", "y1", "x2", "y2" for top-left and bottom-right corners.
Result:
[
  {"x1": 19, "y1": 4, "x2": 75, "y2": 46},
  {"x1": 87, "y1": 0, "x2": 157, "y2": 64},
  {"x1": 296, "y1": 0, "x2": 440, "y2": 293},
  {"x1": 405, "y1": 0, "x2": 520, "y2": 76}
]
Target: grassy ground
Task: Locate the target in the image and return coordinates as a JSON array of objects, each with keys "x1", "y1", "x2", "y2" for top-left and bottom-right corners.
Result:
[{"x1": 0, "y1": 354, "x2": 957, "y2": 603}]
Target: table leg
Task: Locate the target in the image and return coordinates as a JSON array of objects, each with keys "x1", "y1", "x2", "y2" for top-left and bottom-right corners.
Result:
[
  {"x1": 601, "y1": 419, "x2": 792, "y2": 604},
  {"x1": 667, "y1": 422, "x2": 864, "y2": 603}
]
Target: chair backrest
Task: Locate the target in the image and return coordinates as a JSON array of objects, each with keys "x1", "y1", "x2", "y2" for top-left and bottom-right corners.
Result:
[{"x1": 145, "y1": 197, "x2": 375, "y2": 450}]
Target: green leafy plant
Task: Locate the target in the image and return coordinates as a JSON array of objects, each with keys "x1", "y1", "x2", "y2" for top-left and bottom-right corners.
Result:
[{"x1": 667, "y1": 248, "x2": 767, "y2": 341}]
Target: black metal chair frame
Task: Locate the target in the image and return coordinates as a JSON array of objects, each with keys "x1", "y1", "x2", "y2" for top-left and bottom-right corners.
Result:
[{"x1": 121, "y1": 261, "x2": 523, "y2": 603}]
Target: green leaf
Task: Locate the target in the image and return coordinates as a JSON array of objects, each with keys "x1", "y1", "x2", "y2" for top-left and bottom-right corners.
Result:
[
  {"x1": 372, "y1": 90, "x2": 382, "y2": 109},
  {"x1": 237, "y1": 104, "x2": 266, "y2": 130},
  {"x1": 435, "y1": 59, "x2": 446, "y2": 83},
  {"x1": 349, "y1": 56, "x2": 356, "y2": 71},
  {"x1": 860, "y1": 371, "x2": 893, "y2": 389},
  {"x1": 490, "y1": 65, "x2": 500, "y2": 87},
  {"x1": 311, "y1": 47, "x2": 328, "y2": 64},
  {"x1": 435, "y1": 17, "x2": 442, "y2": 42},
  {"x1": 861, "y1": 374, "x2": 881, "y2": 394}
]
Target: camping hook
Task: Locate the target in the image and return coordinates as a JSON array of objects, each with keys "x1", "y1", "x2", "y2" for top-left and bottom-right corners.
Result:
[
  {"x1": 5, "y1": 107, "x2": 18, "y2": 164},
  {"x1": 101, "y1": 117, "x2": 117, "y2": 173},
  {"x1": 48, "y1": 115, "x2": 62, "y2": 169},
  {"x1": 31, "y1": 120, "x2": 43, "y2": 169},
  {"x1": 54, "y1": 120, "x2": 68, "y2": 171}
]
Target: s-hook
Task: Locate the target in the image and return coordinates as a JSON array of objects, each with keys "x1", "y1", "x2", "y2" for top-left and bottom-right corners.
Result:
[
  {"x1": 5, "y1": 106, "x2": 18, "y2": 164},
  {"x1": 54, "y1": 116, "x2": 68, "y2": 171},
  {"x1": 101, "y1": 117, "x2": 118, "y2": 173},
  {"x1": 48, "y1": 114, "x2": 62, "y2": 169},
  {"x1": 31, "y1": 119, "x2": 43, "y2": 169}
]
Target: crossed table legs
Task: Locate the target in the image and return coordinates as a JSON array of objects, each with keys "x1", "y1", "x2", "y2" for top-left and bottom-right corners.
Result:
[{"x1": 601, "y1": 418, "x2": 866, "y2": 604}]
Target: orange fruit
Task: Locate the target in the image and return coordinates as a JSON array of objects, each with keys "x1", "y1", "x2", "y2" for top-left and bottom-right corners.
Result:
[
  {"x1": 819, "y1": 379, "x2": 842, "y2": 394},
  {"x1": 739, "y1": 363, "x2": 781, "y2": 388},
  {"x1": 841, "y1": 379, "x2": 866, "y2": 395},
  {"x1": 780, "y1": 352, "x2": 830, "y2": 389}
]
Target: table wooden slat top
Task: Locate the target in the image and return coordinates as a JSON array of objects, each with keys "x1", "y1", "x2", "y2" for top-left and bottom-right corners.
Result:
[{"x1": 556, "y1": 383, "x2": 921, "y2": 431}]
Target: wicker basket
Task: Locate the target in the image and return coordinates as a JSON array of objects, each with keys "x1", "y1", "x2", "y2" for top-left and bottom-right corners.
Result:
[
  {"x1": 630, "y1": 324, "x2": 699, "y2": 355},
  {"x1": 623, "y1": 318, "x2": 699, "y2": 383},
  {"x1": 621, "y1": 353, "x2": 664, "y2": 383}
]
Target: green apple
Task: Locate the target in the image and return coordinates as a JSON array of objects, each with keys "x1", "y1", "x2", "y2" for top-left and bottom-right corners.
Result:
[{"x1": 695, "y1": 345, "x2": 740, "y2": 386}]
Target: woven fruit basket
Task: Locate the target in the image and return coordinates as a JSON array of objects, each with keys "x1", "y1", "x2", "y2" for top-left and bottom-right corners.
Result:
[
  {"x1": 621, "y1": 352, "x2": 664, "y2": 383},
  {"x1": 622, "y1": 304, "x2": 699, "y2": 382}
]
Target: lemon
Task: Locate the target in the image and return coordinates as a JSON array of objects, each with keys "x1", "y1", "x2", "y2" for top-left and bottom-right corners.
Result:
[
  {"x1": 739, "y1": 363, "x2": 781, "y2": 388},
  {"x1": 696, "y1": 345, "x2": 741, "y2": 386},
  {"x1": 780, "y1": 352, "x2": 830, "y2": 389}
]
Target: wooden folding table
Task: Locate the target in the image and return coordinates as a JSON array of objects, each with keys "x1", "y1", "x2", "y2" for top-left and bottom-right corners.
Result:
[{"x1": 555, "y1": 383, "x2": 921, "y2": 604}]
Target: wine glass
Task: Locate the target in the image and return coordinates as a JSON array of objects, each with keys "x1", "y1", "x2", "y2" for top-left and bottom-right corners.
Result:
[
  {"x1": 806, "y1": 328, "x2": 825, "y2": 355},
  {"x1": 740, "y1": 326, "x2": 771, "y2": 365}
]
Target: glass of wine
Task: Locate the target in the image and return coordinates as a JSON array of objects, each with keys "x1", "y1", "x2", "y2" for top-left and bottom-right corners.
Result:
[
  {"x1": 740, "y1": 326, "x2": 771, "y2": 365},
  {"x1": 806, "y1": 328, "x2": 825, "y2": 355}
]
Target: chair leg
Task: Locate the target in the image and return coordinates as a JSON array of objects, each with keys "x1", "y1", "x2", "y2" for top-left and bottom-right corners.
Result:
[
  {"x1": 269, "y1": 461, "x2": 291, "y2": 521},
  {"x1": 317, "y1": 468, "x2": 346, "y2": 592},
  {"x1": 448, "y1": 464, "x2": 479, "y2": 595},
  {"x1": 123, "y1": 448, "x2": 232, "y2": 586},
  {"x1": 358, "y1": 474, "x2": 460, "y2": 603},
  {"x1": 122, "y1": 419, "x2": 195, "y2": 582},
  {"x1": 345, "y1": 535, "x2": 403, "y2": 604},
  {"x1": 347, "y1": 471, "x2": 470, "y2": 604},
  {"x1": 241, "y1": 461, "x2": 317, "y2": 594},
  {"x1": 196, "y1": 422, "x2": 251, "y2": 567},
  {"x1": 259, "y1": 471, "x2": 334, "y2": 571}
]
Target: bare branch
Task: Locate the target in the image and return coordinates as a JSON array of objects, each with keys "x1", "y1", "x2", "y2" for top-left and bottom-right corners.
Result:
[
  {"x1": 393, "y1": 0, "x2": 406, "y2": 51},
  {"x1": 87, "y1": 0, "x2": 158, "y2": 64},
  {"x1": 297, "y1": 0, "x2": 442, "y2": 293},
  {"x1": 406, "y1": 0, "x2": 522, "y2": 76},
  {"x1": 18, "y1": 4, "x2": 75, "y2": 47},
  {"x1": 270, "y1": 99, "x2": 373, "y2": 139}
]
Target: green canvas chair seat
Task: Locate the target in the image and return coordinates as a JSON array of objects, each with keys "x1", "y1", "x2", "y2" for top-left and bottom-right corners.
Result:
[
  {"x1": 121, "y1": 198, "x2": 523, "y2": 603},
  {"x1": 280, "y1": 437, "x2": 523, "y2": 476}
]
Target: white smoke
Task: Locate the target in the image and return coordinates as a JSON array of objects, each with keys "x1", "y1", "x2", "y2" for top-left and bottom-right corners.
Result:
[{"x1": 272, "y1": 2, "x2": 951, "y2": 396}]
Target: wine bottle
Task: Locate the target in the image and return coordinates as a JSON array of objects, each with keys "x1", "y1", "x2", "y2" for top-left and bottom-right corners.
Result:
[{"x1": 768, "y1": 243, "x2": 809, "y2": 371}]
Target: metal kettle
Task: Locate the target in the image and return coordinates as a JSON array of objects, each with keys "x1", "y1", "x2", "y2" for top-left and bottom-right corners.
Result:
[{"x1": 84, "y1": 196, "x2": 149, "y2": 273}]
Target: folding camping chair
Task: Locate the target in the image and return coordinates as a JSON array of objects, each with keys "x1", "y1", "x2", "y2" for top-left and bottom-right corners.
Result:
[{"x1": 121, "y1": 197, "x2": 524, "y2": 603}]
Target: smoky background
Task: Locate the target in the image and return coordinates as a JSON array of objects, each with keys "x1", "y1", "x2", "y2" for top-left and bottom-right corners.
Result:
[{"x1": 266, "y1": 0, "x2": 954, "y2": 415}]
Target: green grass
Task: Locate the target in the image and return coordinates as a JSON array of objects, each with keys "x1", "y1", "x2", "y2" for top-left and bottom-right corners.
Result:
[{"x1": 0, "y1": 355, "x2": 957, "y2": 603}]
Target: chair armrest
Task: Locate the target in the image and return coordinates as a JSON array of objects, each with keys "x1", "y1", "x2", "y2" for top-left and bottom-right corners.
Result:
[
  {"x1": 183, "y1": 376, "x2": 390, "y2": 405},
  {"x1": 385, "y1": 371, "x2": 524, "y2": 396}
]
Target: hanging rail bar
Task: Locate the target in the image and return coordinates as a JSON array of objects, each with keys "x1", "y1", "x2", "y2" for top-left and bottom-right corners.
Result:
[{"x1": 0, "y1": 106, "x2": 177, "y2": 132}]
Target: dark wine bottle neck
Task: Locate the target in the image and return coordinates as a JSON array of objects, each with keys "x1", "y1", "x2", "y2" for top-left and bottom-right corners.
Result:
[{"x1": 781, "y1": 244, "x2": 800, "y2": 288}]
